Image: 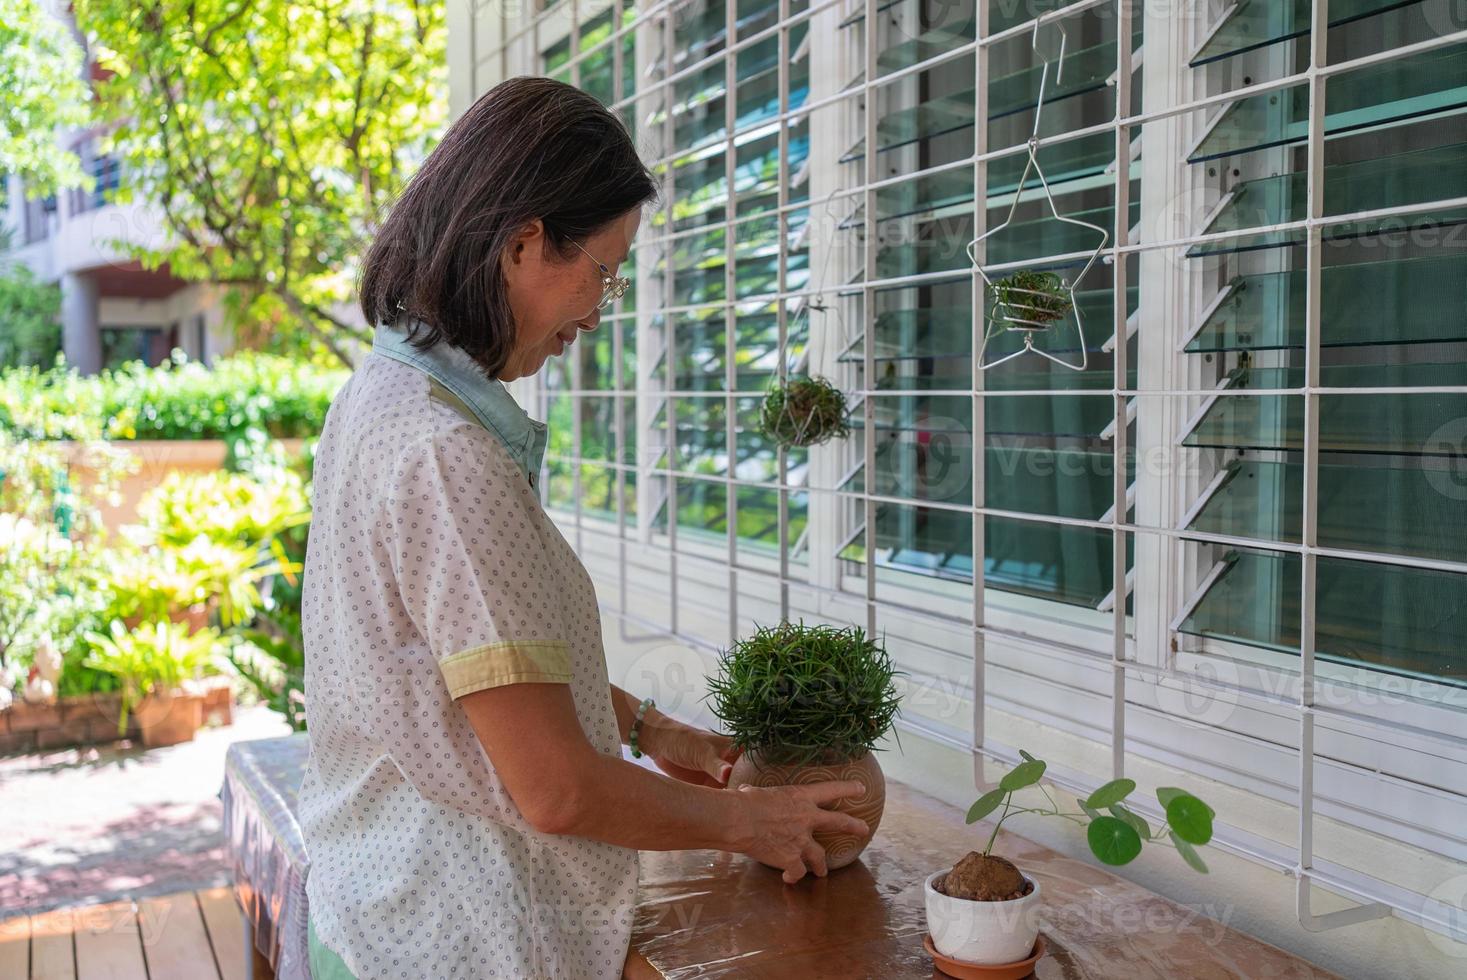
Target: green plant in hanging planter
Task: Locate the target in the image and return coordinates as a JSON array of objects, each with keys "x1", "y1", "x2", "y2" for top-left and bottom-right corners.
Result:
[
  {"x1": 987, "y1": 270, "x2": 1072, "y2": 330},
  {"x1": 707, "y1": 621, "x2": 904, "y2": 871},
  {"x1": 758, "y1": 376, "x2": 851, "y2": 449}
]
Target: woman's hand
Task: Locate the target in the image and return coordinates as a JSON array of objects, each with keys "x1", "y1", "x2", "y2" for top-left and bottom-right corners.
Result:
[
  {"x1": 733, "y1": 780, "x2": 872, "y2": 884},
  {"x1": 641, "y1": 720, "x2": 741, "y2": 787}
]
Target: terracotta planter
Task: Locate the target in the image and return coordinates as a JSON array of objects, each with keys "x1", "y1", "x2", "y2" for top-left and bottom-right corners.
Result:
[
  {"x1": 924, "y1": 868, "x2": 1041, "y2": 966},
  {"x1": 134, "y1": 691, "x2": 205, "y2": 747},
  {"x1": 52, "y1": 438, "x2": 306, "y2": 530},
  {"x1": 727, "y1": 749, "x2": 885, "y2": 871},
  {"x1": 122, "y1": 602, "x2": 213, "y2": 635}
]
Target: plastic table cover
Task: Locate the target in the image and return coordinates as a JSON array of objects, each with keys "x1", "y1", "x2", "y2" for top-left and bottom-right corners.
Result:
[{"x1": 220, "y1": 732, "x2": 312, "y2": 980}]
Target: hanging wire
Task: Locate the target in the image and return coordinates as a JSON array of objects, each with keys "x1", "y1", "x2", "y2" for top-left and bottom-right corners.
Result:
[{"x1": 966, "y1": 19, "x2": 1110, "y2": 372}]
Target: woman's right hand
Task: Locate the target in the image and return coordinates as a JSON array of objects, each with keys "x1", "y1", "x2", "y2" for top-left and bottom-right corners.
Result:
[{"x1": 733, "y1": 780, "x2": 872, "y2": 884}]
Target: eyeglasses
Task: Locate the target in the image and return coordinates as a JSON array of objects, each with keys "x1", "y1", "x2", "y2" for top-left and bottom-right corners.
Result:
[{"x1": 571, "y1": 240, "x2": 630, "y2": 311}]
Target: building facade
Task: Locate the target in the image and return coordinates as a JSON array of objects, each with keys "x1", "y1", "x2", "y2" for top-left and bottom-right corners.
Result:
[
  {"x1": 0, "y1": 1, "x2": 231, "y2": 374},
  {"x1": 450, "y1": 1, "x2": 1467, "y2": 975}
]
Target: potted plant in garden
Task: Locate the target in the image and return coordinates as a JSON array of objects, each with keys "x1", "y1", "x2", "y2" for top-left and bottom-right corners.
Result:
[
  {"x1": 986, "y1": 270, "x2": 1072, "y2": 332},
  {"x1": 83, "y1": 619, "x2": 223, "y2": 747},
  {"x1": 707, "y1": 621, "x2": 902, "y2": 870},
  {"x1": 758, "y1": 376, "x2": 851, "y2": 449},
  {"x1": 924, "y1": 751, "x2": 1215, "y2": 975}
]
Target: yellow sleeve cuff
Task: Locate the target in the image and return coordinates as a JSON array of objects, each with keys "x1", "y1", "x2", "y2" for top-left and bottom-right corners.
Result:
[{"x1": 440, "y1": 640, "x2": 573, "y2": 699}]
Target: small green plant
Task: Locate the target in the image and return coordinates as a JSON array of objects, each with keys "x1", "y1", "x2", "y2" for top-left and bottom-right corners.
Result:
[
  {"x1": 706, "y1": 621, "x2": 902, "y2": 768},
  {"x1": 987, "y1": 270, "x2": 1071, "y2": 328},
  {"x1": 137, "y1": 468, "x2": 310, "y2": 547},
  {"x1": 83, "y1": 619, "x2": 223, "y2": 733},
  {"x1": 758, "y1": 376, "x2": 851, "y2": 449},
  {"x1": 966, "y1": 751, "x2": 1215, "y2": 873},
  {"x1": 229, "y1": 606, "x2": 307, "y2": 732}
]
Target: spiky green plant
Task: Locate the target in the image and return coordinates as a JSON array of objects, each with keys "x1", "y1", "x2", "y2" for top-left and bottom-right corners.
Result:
[
  {"x1": 988, "y1": 270, "x2": 1071, "y2": 327},
  {"x1": 758, "y1": 376, "x2": 851, "y2": 449},
  {"x1": 706, "y1": 621, "x2": 902, "y2": 768}
]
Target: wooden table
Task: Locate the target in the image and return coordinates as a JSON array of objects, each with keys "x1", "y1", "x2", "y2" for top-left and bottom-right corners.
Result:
[{"x1": 624, "y1": 781, "x2": 1338, "y2": 979}]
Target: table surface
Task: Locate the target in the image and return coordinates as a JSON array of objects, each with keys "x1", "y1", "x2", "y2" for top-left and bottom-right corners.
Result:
[
  {"x1": 221, "y1": 737, "x2": 1337, "y2": 980},
  {"x1": 626, "y1": 779, "x2": 1339, "y2": 980}
]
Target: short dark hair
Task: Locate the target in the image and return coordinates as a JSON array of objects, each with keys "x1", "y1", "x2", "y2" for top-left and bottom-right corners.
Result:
[{"x1": 358, "y1": 76, "x2": 657, "y2": 377}]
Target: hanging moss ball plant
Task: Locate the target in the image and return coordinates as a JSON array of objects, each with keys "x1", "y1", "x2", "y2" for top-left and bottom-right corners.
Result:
[
  {"x1": 707, "y1": 621, "x2": 903, "y2": 870},
  {"x1": 758, "y1": 376, "x2": 851, "y2": 449},
  {"x1": 988, "y1": 270, "x2": 1072, "y2": 329}
]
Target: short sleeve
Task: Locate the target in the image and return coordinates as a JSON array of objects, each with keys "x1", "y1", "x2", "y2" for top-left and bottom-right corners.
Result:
[{"x1": 381, "y1": 429, "x2": 572, "y2": 698}]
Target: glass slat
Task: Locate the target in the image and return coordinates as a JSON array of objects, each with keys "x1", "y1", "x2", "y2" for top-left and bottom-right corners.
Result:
[{"x1": 1178, "y1": 548, "x2": 1466, "y2": 685}]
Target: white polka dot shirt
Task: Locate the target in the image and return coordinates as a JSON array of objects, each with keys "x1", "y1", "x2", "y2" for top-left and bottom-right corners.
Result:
[{"x1": 298, "y1": 352, "x2": 638, "y2": 979}]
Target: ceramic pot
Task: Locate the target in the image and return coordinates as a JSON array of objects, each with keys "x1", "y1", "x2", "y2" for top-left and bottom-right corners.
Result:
[
  {"x1": 727, "y1": 749, "x2": 885, "y2": 870},
  {"x1": 134, "y1": 691, "x2": 204, "y2": 747},
  {"x1": 923, "y1": 868, "x2": 1041, "y2": 966}
]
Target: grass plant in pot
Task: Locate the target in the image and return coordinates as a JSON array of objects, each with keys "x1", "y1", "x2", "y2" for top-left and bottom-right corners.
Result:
[
  {"x1": 83, "y1": 619, "x2": 223, "y2": 747},
  {"x1": 707, "y1": 622, "x2": 901, "y2": 871},
  {"x1": 987, "y1": 270, "x2": 1072, "y2": 332},
  {"x1": 757, "y1": 376, "x2": 851, "y2": 449},
  {"x1": 925, "y1": 751, "x2": 1215, "y2": 974}
]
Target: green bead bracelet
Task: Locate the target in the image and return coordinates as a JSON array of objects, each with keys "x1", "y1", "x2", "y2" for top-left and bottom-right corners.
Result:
[{"x1": 629, "y1": 697, "x2": 655, "y2": 758}]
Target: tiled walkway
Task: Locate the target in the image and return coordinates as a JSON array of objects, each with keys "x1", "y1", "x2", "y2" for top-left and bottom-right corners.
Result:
[{"x1": 0, "y1": 705, "x2": 291, "y2": 917}]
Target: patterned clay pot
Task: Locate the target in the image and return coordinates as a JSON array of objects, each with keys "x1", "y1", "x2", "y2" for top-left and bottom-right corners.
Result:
[{"x1": 728, "y1": 749, "x2": 886, "y2": 870}]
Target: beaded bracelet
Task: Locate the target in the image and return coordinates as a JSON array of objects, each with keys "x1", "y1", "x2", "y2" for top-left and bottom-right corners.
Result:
[{"x1": 629, "y1": 697, "x2": 655, "y2": 758}]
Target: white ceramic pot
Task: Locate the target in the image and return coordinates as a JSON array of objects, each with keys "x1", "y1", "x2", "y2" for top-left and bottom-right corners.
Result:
[{"x1": 923, "y1": 869, "x2": 1041, "y2": 966}]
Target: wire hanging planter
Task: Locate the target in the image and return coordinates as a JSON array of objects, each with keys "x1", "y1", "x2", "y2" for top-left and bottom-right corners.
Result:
[
  {"x1": 758, "y1": 375, "x2": 852, "y2": 449},
  {"x1": 967, "y1": 20, "x2": 1109, "y2": 373}
]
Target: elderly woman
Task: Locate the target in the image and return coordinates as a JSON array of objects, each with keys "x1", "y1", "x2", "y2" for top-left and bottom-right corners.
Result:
[{"x1": 297, "y1": 77, "x2": 868, "y2": 980}]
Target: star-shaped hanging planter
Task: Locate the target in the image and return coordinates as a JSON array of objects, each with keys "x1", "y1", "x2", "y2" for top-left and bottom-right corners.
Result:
[{"x1": 966, "y1": 22, "x2": 1110, "y2": 373}]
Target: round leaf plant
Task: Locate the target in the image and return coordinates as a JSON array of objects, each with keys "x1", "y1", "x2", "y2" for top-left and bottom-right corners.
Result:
[{"x1": 963, "y1": 750, "x2": 1216, "y2": 874}]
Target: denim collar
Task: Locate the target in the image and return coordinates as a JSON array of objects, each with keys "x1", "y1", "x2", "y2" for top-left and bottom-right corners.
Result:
[{"x1": 372, "y1": 319, "x2": 547, "y2": 485}]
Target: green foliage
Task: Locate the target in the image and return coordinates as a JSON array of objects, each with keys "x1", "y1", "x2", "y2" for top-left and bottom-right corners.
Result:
[
  {"x1": 758, "y1": 376, "x2": 850, "y2": 449},
  {"x1": 988, "y1": 270, "x2": 1072, "y2": 327},
  {"x1": 705, "y1": 621, "x2": 902, "y2": 767},
  {"x1": 0, "y1": 0, "x2": 92, "y2": 196},
  {"x1": 74, "y1": 0, "x2": 447, "y2": 361},
  {"x1": 964, "y1": 751, "x2": 1216, "y2": 873},
  {"x1": 0, "y1": 425, "x2": 127, "y2": 683},
  {"x1": 138, "y1": 468, "x2": 309, "y2": 548},
  {"x1": 0, "y1": 352, "x2": 347, "y2": 442},
  {"x1": 229, "y1": 606, "x2": 307, "y2": 733},
  {"x1": 0, "y1": 259, "x2": 63, "y2": 370},
  {"x1": 83, "y1": 619, "x2": 222, "y2": 732}
]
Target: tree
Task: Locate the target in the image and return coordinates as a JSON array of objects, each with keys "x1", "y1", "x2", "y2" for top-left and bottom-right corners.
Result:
[
  {"x1": 74, "y1": 0, "x2": 447, "y2": 363},
  {"x1": 0, "y1": 0, "x2": 93, "y2": 198},
  {"x1": 0, "y1": 258, "x2": 63, "y2": 370}
]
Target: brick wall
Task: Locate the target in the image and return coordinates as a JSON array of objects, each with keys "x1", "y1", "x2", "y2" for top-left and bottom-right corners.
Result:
[{"x1": 0, "y1": 682, "x2": 233, "y2": 755}]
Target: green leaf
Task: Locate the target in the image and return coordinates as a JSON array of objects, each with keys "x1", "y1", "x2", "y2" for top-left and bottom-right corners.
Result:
[
  {"x1": 1156, "y1": 786, "x2": 1214, "y2": 815},
  {"x1": 1170, "y1": 832, "x2": 1210, "y2": 873},
  {"x1": 1018, "y1": 749, "x2": 1037, "y2": 762},
  {"x1": 1087, "y1": 816, "x2": 1143, "y2": 866},
  {"x1": 1086, "y1": 778, "x2": 1136, "y2": 810},
  {"x1": 1077, "y1": 797, "x2": 1103, "y2": 821},
  {"x1": 966, "y1": 788, "x2": 1007, "y2": 824},
  {"x1": 1165, "y1": 793, "x2": 1215, "y2": 845},
  {"x1": 1109, "y1": 802, "x2": 1152, "y2": 839},
  {"x1": 999, "y1": 759, "x2": 1047, "y2": 792}
]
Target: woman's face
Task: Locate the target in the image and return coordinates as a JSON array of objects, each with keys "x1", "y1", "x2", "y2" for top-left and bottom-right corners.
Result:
[{"x1": 499, "y1": 209, "x2": 642, "y2": 381}]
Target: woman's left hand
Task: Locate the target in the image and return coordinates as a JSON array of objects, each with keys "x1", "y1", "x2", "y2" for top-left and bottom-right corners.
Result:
[{"x1": 642, "y1": 722, "x2": 741, "y2": 787}]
